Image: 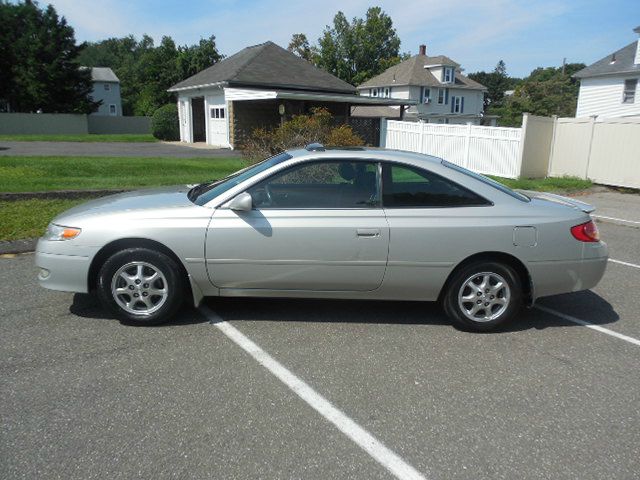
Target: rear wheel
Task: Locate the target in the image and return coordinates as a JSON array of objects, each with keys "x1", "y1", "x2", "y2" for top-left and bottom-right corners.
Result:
[
  {"x1": 443, "y1": 261, "x2": 522, "y2": 332},
  {"x1": 97, "y1": 248, "x2": 185, "y2": 325}
]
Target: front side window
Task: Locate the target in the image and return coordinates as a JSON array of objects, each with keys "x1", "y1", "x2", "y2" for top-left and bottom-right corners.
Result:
[
  {"x1": 109, "y1": 104, "x2": 116, "y2": 115},
  {"x1": 451, "y1": 96, "x2": 463, "y2": 113},
  {"x1": 104, "y1": 83, "x2": 110, "y2": 91},
  {"x1": 382, "y1": 163, "x2": 489, "y2": 208},
  {"x1": 623, "y1": 79, "x2": 637, "y2": 103},
  {"x1": 422, "y1": 87, "x2": 430, "y2": 103},
  {"x1": 248, "y1": 160, "x2": 380, "y2": 209},
  {"x1": 437, "y1": 88, "x2": 447, "y2": 104}
]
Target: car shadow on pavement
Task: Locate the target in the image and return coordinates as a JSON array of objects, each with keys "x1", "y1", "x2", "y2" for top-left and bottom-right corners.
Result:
[
  {"x1": 68, "y1": 289, "x2": 618, "y2": 333},
  {"x1": 69, "y1": 293, "x2": 207, "y2": 326}
]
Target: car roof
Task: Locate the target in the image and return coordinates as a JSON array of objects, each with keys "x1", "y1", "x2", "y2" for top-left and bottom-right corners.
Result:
[{"x1": 285, "y1": 146, "x2": 444, "y2": 167}]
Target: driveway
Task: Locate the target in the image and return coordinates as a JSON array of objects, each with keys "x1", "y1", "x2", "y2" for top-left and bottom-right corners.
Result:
[
  {"x1": 2, "y1": 194, "x2": 639, "y2": 479},
  {"x1": 0, "y1": 141, "x2": 240, "y2": 158}
]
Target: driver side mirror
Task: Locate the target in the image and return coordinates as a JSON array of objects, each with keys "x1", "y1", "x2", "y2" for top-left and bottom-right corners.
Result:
[{"x1": 227, "y1": 192, "x2": 253, "y2": 212}]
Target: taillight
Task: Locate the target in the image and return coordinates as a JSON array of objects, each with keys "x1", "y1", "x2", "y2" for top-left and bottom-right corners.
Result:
[{"x1": 571, "y1": 220, "x2": 600, "y2": 242}]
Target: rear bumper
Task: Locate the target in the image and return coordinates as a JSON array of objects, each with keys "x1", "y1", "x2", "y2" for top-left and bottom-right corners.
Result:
[
  {"x1": 35, "y1": 239, "x2": 99, "y2": 293},
  {"x1": 529, "y1": 242, "x2": 608, "y2": 299}
]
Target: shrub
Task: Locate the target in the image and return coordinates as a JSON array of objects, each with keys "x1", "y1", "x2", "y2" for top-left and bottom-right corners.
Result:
[
  {"x1": 151, "y1": 104, "x2": 179, "y2": 141},
  {"x1": 242, "y1": 108, "x2": 364, "y2": 163}
]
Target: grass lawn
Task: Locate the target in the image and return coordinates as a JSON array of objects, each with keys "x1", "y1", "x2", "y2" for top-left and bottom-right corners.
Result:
[
  {"x1": 0, "y1": 198, "x2": 90, "y2": 241},
  {"x1": 0, "y1": 156, "x2": 245, "y2": 192},
  {"x1": 490, "y1": 176, "x2": 593, "y2": 193},
  {"x1": 0, "y1": 134, "x2": 158, "y2": 142}
]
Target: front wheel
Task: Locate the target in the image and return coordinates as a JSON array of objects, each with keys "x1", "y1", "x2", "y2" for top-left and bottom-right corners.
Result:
[
  {"x1": 443, "y1": 261, "x2": 522, "y2": 332},
  {"x1": 97, "y1": 247, "x2": 185, "y2": 325}
]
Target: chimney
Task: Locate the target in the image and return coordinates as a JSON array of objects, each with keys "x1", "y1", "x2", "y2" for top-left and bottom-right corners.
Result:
[
  {"x1": 419, "y1": 44, "x2": 426, "y2": 56},
  {"x1": 634, "y1": 26, "x2": 640, "y2": 65}
]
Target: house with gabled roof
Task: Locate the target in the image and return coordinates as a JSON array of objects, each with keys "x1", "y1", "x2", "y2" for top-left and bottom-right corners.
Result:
[
  {"x1": 574, "y1": 27, "x2": 640, "y2": 118},
  {"x1": 168, "y1": 41, "x2": 412, "y2": 148},
  {"x1": 353, "y1": 45, "x2": 490, "y2": 125}
]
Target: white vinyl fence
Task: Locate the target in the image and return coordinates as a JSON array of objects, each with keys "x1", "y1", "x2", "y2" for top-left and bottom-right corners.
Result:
[{"x1": 383, "y1": 120, "x2": 523, "y2": 178}]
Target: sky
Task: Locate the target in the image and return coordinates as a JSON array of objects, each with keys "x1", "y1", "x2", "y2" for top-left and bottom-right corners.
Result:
[{"x1": 44, "y1": 0, "x2": 640, "y2": 78}]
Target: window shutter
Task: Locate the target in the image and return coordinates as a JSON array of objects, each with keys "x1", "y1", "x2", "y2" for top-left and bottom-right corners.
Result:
[
  {"x1": 451, "y1": 96, "x2": 455, "y2": 113},
  {"x1": 445, "y1": 88, "x2": 449, "y2": 104},
  {"x1": 461, "y1": 97, "x2": 464, "y2": 113}
]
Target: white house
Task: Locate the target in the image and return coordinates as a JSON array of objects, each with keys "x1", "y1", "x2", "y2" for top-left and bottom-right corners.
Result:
[
  {"x1": 353, "y1": 45, "x2": 489, "y2": 125},
  {"x1": 574, "y1": 27, "x2": 640, "y2": 118},
  {"x1": 168, "y1": 41, "x2": 412, "y2": 149}
]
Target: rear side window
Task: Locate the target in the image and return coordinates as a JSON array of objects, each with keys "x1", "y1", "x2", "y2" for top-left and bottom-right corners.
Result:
[{"x1": 382, "y1": 163, "x2": 490, "y2": 208}]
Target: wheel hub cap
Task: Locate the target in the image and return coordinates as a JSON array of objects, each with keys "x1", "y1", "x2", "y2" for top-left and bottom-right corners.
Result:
[
  {"x1": 457, "y1": 272, "x2": 511, "y2": 323},
  {"x1": 111, "y1": 261, "x2": 168, "y2": 316}
]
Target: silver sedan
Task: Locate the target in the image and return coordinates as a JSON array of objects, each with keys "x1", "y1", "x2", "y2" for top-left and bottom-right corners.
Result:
[{"x1": 36, "y1": 145, "x2": 608, "y2": 331}]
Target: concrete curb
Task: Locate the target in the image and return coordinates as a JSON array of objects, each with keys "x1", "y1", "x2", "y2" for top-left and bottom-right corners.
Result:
[
  {"x1": 0, "y1": 189, "x2": 129, "y2": 201},
  {"x1": 0, "y1": 238, "x2": 38, "y2": 255}
]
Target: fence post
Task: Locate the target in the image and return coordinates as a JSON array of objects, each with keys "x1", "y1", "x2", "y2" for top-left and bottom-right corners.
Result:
[
  {"x1": 379, "y1": 118, "x2": 387, "y2": 148},
  {"x1": 463, "y1": 122, "x2": 472, "y2": 168},
  {"x1": 583, "y1": 115, "x2": 597, "y2": 180},
  {"x1": 517, "y1": 113, "x2": 530, "y2": 178},
  {"x1": 419, "y1": 120, "x2": 426, "y2": 154}
]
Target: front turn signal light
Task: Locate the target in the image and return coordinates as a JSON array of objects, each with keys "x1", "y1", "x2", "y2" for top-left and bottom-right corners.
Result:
[{"x1": 43, "y1": 224, "x2": 82, "y2": 241}]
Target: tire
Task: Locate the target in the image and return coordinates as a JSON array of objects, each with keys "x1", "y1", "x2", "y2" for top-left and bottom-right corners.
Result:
[
  {"x1": 97, "y1": 247, "x2": 185, "y2": 325},
  {"x1": 443, "y1": 261, "x2": 522, "y2": 332}
]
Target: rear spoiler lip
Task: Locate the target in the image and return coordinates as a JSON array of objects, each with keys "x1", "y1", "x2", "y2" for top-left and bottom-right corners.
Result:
[{"x1": 516, "y1": 189, "x2": 596, "y2": 214}]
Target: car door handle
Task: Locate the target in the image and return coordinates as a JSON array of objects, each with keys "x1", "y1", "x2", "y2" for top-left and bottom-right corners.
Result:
[{"x1": 356, "y1": 228, "x2": 380, "y2": 238}]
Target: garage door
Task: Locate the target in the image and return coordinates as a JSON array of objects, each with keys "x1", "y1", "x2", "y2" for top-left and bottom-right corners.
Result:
[{"x1": 209, "y1": 105, "x2": 228, "y2": 146}]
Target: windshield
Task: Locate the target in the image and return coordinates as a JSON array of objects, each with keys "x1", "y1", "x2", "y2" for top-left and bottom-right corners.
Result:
[
  {"x1": 442, "y1": 160, "x2": 530, "y2": 202},
  {"x1": 190, "y1": 152, "x2": 293, "y2": 206}
]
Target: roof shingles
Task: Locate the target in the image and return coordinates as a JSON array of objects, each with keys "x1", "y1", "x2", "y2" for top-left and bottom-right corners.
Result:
[
  {"x1": 574, "y1": 41, "x2": 640, "y2": 79},
  {"x1": 169, "y1": 41, "x2": 355, "y2": 93},
  {"x1": 358, "y1": 54, "x2": 484, "y2": 90}
]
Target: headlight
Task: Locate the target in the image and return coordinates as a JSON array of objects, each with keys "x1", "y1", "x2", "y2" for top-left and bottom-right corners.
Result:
[{"x1": 43, "y1": 223, "x2": 82, "y2": 241}]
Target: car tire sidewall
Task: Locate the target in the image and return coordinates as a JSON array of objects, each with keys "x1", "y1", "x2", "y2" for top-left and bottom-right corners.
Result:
[
  {"x1": 444, "y1": 261, "x2": 522, "y2": 332},
  {"x1": 97, "y1": 248, "x2": 184, "y2": 325}
]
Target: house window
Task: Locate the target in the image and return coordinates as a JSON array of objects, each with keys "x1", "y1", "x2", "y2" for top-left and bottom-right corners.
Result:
[
  {"x1": 623, "y1": 79, "x2": 637, "y2": 103},
  {"x1": 451, "y1": 96, "x2": 464, "y2": 114},
  {"x1": 210, "y1": 107, "x2": 225, "y2": 119},
  {"x1": 421, "y1": 87, "x2": 430, "y2": 104},
  {"x1": 443, "y1": 67, "x2": 454, "y2": 83},
  {"x1": 109, "y1": 104, "x2": 116, "y2": 115},
  {"x1": 104, "y1": 83, "x2": 110, "y2": 91},
  {"x1": 437, "y1": 88, "x2": 447, "y2": 104},
  {"x1": 370, "y1": 87, "x2": 390, "y2": 98}
]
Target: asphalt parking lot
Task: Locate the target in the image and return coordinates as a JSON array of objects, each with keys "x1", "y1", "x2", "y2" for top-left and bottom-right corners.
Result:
[{"x1": 2, "y1": 213, "x2": 639, "y2": 479}]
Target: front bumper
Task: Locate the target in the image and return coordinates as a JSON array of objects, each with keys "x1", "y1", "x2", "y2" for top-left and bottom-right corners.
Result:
[{"x1": 35, "y1": 239, "x2": 99, "y2": 293}]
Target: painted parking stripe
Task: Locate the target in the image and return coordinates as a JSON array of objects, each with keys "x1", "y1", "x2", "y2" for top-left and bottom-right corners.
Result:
[
  {"x1": 536, "y1": 305, "x2": 640, "y2": 347},
  {"x1": 593, "y1": 214, "x2": 640, "y2": 226},
  {"x1": 609, "y1": 258, "x2": 640, "y2": 270},
  {"x1": 199, "y1": 306, "x2": 427, "y2": 480}
]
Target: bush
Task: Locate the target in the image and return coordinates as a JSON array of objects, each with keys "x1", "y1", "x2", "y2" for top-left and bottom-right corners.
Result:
[
  {"x1": 242, "y1": 108, "x2": 364, "y2": 163},
  {"x1": 151, "y1": 104, "x2": 179, "y2": 141}
]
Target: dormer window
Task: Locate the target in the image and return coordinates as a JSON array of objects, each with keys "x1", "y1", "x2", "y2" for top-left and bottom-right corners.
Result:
[
  {"x1": 369, "y1": 87, "x2": 391, "y2": 98},
  {"x1": 443, "y1": 67, "x2": 454, "y2": 83}
]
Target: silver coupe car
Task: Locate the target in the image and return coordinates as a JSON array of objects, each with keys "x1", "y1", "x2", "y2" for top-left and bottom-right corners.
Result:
[{"x1": 36, "y1": 145, "x2": 608, "y2": 331}]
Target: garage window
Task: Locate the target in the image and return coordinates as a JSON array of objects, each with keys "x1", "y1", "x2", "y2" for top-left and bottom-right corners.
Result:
[
  {"x1": 382, "y1": 163, "x2": 490, "y2": 208},
  {"x1": 210, "y1": 107, "x2": 225, "y2": 118}
]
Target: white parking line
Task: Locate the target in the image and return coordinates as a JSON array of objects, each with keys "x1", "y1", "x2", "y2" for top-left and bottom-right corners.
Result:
[
  {"x1": 535, "y1": 305, "x2": 640, "y2": 347},
  {"x1": 593, "y1": 214, "x2": 640, "y2": 226},
  {"x1": 609, "y1": 258, "x2": 640, "y2": 270},
  {"x1": 199, "y1": 305, "x2": 427, "y2": 480}
]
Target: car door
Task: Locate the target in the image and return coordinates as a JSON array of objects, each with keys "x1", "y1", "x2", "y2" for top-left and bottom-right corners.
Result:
[
  {"x1": 380, "y1": 162, "x2": 495, "y2": 299},
  {"x1": 206, "y1": 159, "x2": 389, "y2": 291}
]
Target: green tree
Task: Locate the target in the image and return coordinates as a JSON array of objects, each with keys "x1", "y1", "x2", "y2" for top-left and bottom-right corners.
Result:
[
  {"x1": 0, "y1": 0, "x2": 97, "y2": 113},
  {"x1": 315, "y1": 7, "x2": 402, "y2": 85},
  {"x1": 468, "y1": 60, "x2": 520, "y2": 112},
  {"x1": 78, "y1": 34, "x2": 223, "y2": 116},
  {"x1": 287, "y1": 33, "x2": 313, "y2": 62},
  {"x1": 494, "y1": 63, "x2": 585, "y2": 126}
]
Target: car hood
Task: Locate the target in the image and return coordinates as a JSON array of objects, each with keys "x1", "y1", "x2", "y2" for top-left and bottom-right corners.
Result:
[
  {"x1": 53, "y1": 185, "x2": 196, "y2": 224},
  {"x1": 517, "y1": 190, "x2": 596, "y2": 213}
]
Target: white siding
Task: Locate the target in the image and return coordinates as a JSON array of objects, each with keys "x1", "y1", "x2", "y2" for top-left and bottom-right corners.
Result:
[{"x1": 576, "y1": 75, "x2": 640, "y2": 118}]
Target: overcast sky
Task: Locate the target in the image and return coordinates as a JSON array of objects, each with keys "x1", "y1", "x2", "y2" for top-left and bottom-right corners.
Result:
[{"x1": 45, "y1": 0, "x2": 640, "y2": 77}]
